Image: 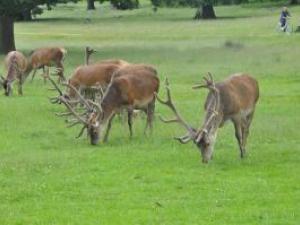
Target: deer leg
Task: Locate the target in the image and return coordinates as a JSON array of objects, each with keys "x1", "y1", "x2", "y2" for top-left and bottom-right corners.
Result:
[
  {"x1": 31, "y1": 68, "x2": 37, "y2": 82},
  {"x1": 127, "y1": 108, "x2": 134, "y2": 138},
  {"x1": 241, "y1": 112, "x2": 254, "y2": 152},
  {"x1": 233, "y1": 118, "x2": 245, "y2": 158},
  {"x1": 144, "y1": 99, "x2": 155, "y2": 135},
  {"x1": 42, "y1": 66, "x2": 45, "y2": 76},
  {"x1": 56, "y1": 62, "x2": 65, "y2": 83},
  {"x1": 43, "y1": 67, "x2": 49, "y2": 84},
  {"x1": 103, "y1": 114, "x2": 116, "y2": 143},
  {"x1": 17, "y1": 74, "x2": 24, "y2": 96}
]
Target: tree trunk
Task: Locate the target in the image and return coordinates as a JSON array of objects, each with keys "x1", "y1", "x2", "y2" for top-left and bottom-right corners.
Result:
[
  {"x1": 194, "y1": 4, "x2": 216, "y2": 20},
  {"x1": 0, "y1": 16, "x2": 16, "y2": 54},
  {"x1": 87, "y1": 0, "x2": 96, "y2": 10}
]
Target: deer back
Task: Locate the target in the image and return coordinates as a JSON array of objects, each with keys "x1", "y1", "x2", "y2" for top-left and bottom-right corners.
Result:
[
  {"x1": 5, "y1": 51, "x2": 28, "y2": 72},
  {"x1": 68, "y1": 63, "x2": 121, "y2": 98},
  {"x1": 205, "y1": 74, "x2": 259, "y2": 120},
  {"x1": 29, "y1": 47, "x2": 66, "y2": 67},
  {"x1": 102, "y1": 64, "x2": 159, "y2": 108},
  {"x1": 5, "y1": 51, "x2": 28, "y2": 79},
  {"x1": 95, "y1": 59, "x2": 129, "y2": 67}
]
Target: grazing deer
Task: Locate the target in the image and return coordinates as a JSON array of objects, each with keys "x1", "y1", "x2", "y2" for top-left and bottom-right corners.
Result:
[
  {"x1": 0, "y1": 51, "x2": 31, "y2": 96},
  {"x1": 64, "y1": 62, "x2": 127, "y2": 102},
  {"x1": 50, "y1": 64, "x2": 159, "y2": 145},
  {"x1": 29, "y1": 47, "x2": 67, "y2": 83},
  {"x1": 156, "y1": 73, "x2": 259, "y2": 163}
]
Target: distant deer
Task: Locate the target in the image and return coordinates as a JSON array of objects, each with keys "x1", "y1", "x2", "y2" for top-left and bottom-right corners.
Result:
[
  {"x1": 29, "y1": 47, "x2": 67, "y2": 83},
  {"x1": 50, "y1": 64, "x2": 159, "y2": 145},
  {"x1": 0, "y1": 51, "x2": 31, "y2": 96},
  {"x1": 156, "y1": 73, "x2": 259, "y2": 163}
]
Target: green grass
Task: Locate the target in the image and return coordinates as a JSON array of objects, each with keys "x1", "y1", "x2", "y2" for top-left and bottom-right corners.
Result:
[{"x1": 0, "y1": 2, "x2": 300, "y2": 225}]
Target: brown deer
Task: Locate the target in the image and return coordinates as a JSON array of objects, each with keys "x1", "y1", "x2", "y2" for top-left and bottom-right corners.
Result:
[
  {"x1": 29, "y1": 47, "x2": 67, "y2": 83},
  {"x1": 50, "y1": 64, "x2": 159, "y2": 145},
  {"x1": 156, "y1": 73, "x2": 259, "y2": 163},
  {"x1": 63, "y1": 61, "x2": 128, "y2": 102},
  {"x1": 0, "y1": 51, "x2": 31, "y2": 96}
]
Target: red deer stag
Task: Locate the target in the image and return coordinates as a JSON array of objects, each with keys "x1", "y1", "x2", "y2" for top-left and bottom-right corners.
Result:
[
  {"x1": 29, "y1": 47, "x2": 67, "y2": 83},
  {"x1": 0, "y1": 51, "x2": 31, "y2": 96},
  {"x1": 50, "y1": 64, "x2": 159, "y2": 145},
  {"x1": 156, "y1": 73, "x2": 259, "y2": 163}
]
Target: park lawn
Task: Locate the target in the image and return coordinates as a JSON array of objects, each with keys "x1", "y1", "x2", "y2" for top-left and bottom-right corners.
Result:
[{"x1": 0, "y1": 2, "x2": 299, "y2": 225}]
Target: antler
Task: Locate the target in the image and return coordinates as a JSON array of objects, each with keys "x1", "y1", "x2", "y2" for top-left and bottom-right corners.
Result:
[
  {"x1": 85, "y1": 46, "x2": 96, "y2": 65},
  {"x1": 155, "y1": 78, "x2": 196, "y2": 144},
  {"x1": 192, "y1": 73, "x2": 220, "y2": 142},
  {"x1": 192, "y1": 72, "x2": 217, "y2": 91}
]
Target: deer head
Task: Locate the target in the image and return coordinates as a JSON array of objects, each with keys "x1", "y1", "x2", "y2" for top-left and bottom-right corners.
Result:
[
  {"x1": 155, "y1": 73, "x2": 220, "y2": 163},
  {"x1": 1, "y1": 57, "x2": 20, "y2": 96},
  {"x1": 0, "y1": 76, "x2": 11, "y2": 95},
  {"x1": 49, "y1": 77, "x2": 103, "y2": 145}
]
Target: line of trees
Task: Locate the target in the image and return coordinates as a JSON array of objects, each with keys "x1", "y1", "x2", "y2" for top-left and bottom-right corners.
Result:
[
  {"x1": 0, "y1": 0, "x2": 298, "y2": 54},
  {"x1": 87, "y1": 0, "x2": 139, "y2": 10}
]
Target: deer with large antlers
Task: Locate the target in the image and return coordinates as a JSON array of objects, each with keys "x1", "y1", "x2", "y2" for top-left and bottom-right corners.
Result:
[
  {"x1": 50, "y1": 64, "x2": 159, "y2": 145},
  {"x1": 29, "y1": 47, "x2": 67, "y2": 83},
  {"x1": 156, "y1": 73, "x2": 259, "y2": 163},
  {"x1": 0, "y1": 51, "x2": 31, "y2": 96}
]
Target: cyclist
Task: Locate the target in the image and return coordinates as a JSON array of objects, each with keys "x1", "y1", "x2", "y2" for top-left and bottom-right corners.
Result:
[{"x1": 280, "y1": 7, "x2": 291, "y2": 32}]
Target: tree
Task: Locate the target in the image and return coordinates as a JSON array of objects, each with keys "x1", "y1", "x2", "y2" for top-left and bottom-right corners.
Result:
[
  {"x1": 194, "y1": 0, "x2": 216, "y2": 19},
  {"x1": 0, "y1": 0, "x2": 77, "y2": 54},
  {"x1": 87, "y1": 0, "x2": 96, "y2": 10}
]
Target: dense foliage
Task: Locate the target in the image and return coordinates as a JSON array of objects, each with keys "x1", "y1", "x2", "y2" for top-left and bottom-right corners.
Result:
[
  {"x1": 110, "y1": 0, "x2": 139, "y2": 9},
  {"x1": 98, "y1": 0, "x2": 139, "y2": 10},
  {"x1": 150, "y1": 0, "x2": 250, "y2": 7},
  {"x1": 0, "y1": 0, "x2": 78, "y2": 17}
]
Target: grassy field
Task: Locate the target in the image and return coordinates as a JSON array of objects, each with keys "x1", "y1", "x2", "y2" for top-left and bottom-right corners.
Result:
[{"x1": 0, "y1": 2, "x2": 299, "y2": 225}]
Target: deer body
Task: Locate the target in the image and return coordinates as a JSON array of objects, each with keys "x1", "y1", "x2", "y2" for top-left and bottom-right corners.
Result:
[
  {"x1": 157, "y1": 73, "x2": 259, "y2": 163},
  {"x1": 97, "y1": 64, "x2": 159, "y2": 144},
  {"x1": 29, "y1": 47, "x2": 67, "y2": 82},
  {"x1": 1, "y1": 51, "x2": 30, "y2": 96},
  {"x1": 67, "y1": 62, "x2": 127, "y2": 100}
]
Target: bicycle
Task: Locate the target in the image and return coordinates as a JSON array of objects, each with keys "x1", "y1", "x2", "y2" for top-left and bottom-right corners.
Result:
[{"x1": 276, "y1": 16, "x2": 293, "y2": 34}]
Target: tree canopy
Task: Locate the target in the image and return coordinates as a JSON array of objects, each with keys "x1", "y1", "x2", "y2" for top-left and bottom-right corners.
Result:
[
  {"x1": 0, "y1": 0, "x2": 78, "y2": 54},
  {"x1": 0, "y1": 0, "x2": 78, "y2": 18}
]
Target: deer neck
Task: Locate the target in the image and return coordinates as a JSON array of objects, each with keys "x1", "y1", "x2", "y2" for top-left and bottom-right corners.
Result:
[
  {"x1": 100, "y1": 101, "x2": 116, "y2": 125},
  {"x1": 99, "y1": 85, "x2": 120, "y2": 125}
]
